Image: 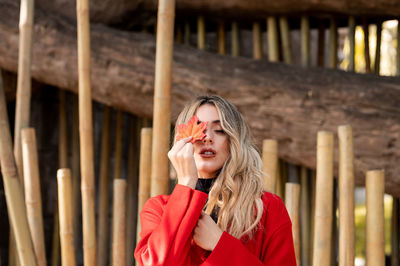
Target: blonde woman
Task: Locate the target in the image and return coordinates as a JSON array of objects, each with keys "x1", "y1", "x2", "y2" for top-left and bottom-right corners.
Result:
[{"x1": 135, "y1": 95, "x2": 296, "y2": 265}]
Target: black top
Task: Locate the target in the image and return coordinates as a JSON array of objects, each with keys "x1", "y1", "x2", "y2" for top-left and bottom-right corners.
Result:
[{"x1": 195, "y1": 177, "x2": 218, "y2": 222}]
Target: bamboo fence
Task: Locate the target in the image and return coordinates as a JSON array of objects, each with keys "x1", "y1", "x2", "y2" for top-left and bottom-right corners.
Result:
[
  {"x1": 71, "y1": 95, "x2": 80, "y2": 252},
  {"x1": 267, "y1": 16, "x2": 279, "y2": 62},
  {"x1": 261, "y1": 139, "x2": 278, "y2": 193},
  {"x1": 217, "y1": 22, "x2": 226, "y2": 55},
  {"x1": 112, "y1": 179, "x2": 127, "y2": 266},
  {"x1": 197, "y1": 16, "x2": 205, "y2": 50},
  {"x1": 285, "y1": 183, "x2": 301, "y2": 266},
  {"x1": 231, "y1": 21, "x2": 240, "y2": 57},
  {"x1": 301, "y1": 16, "x2": 310, "y2": 67},
  {"x1": 57, "y1": 169, "x2": 76, "y2": 266},
  {"x1": 21, "y1": 128, "x2": 46, "y2": 266},
  {"x1": 253, "y1": 22, "x2": 263, "y2": 59},
  {"x1": 300, "y1": 167, "x2": 311, "y2": 266},
  {"x1": 279, "y1": 16, "x2": 292, "y2": 64},
  {"x1": 150, "y1": 0, "x2": 176, "y2": 197}
]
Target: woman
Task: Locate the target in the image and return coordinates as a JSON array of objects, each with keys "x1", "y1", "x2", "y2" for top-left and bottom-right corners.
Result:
[{"x1": 135, "y1": 95, "x2": 296, "y2": 265}]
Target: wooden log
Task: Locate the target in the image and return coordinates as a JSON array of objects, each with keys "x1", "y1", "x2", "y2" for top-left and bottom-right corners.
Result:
[
  {"x1": 301, "y1": 16, "x2": 310, "y2": 67},
  {"x1": 279, "y1": 16, "x2": 292, "y2": 64},
  {"x1": 113, "y1": 110, "x2": 123, "y2": 180},
  {"x1": 217, "y1": 21, "x2": 226, "y2": 55},
  {"x1": 126, "y1": 116, "x2": 139, "y2": 266},
  {"x1": 137, "y1": 127, "x2": 153, "y2": 244},
  {"x1": 366, "y1": 170, "x2": 385, "y2": 266},
  {"x1": 328, "y1": 18, "x2": 338, "y2": 69},
  {"x1": 57, "y1": 169, "x2": 76, "y2": 266},
  {"x1": 21, "y1": 128, "x2": 46, "y2": 266},
  {"x1": 363, "y1": 19, "x2": 371, "y2": 73},
  {"x1": 77, "y1": 0, "x2": 97, "y2": 263},
  {"x1": 253, "y1": 22, "x2": 263, "y2": 60},
  {"x1": 285, "y1": 183, "x2": 300, "y2": 266},
  {"x1": 261, "y1": 139, "x2": 278, "y2": 193},
  {"x1": 267, "y1": 16, "x2": 279, "y2": 62},
  {"x1": 71, "y1": 95, "x2": 80, "y2": 252},
  {"x1": 392, "y1": 198, "x2": 399, "y2": 266},
  {"x1": 338, "y1": 125, "x2": 355, "y2": 266},
  {"x1": 300, "y1": 167, "x2": 311, "y2": 266},
  {"x1": 374, "y1": 21, "x2": 382, "y2": 75},
  {"x1": 348, "y1": 16, "x2": 356, "y2": 72},
  {"x1": 0, "y1": 77, "x2": 37, "y2": 266},
  {"x1": 312, "y1": 131, "x2": 334, "y2": 266},
  {"x1": 197, "y1": 16, "x2": 205, "y2": 50},
  {"x1": 150, "y1": 0, "x2": 175, "y2": 197},
  {"x1": 112, "y1": 179, "x2": 127, "y2": 266},
  {"x1": 97, "y1": 106, "x2": 111, "y2": 266},
  {"x1": 317, "y1": 21, "x2": 326, "y2": 67},
  {"x1": 231, "y1": 21, "x2": 240, "y2": 57}
]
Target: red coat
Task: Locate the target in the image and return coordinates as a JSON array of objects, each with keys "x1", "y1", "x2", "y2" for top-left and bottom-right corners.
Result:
[{"x1": 135, "y1": 184, "x2": 297, "y2": 266}]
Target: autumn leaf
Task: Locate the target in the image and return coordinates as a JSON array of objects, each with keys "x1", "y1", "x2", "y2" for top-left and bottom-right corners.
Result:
[{"x1": 176, "y1": 115, "x2": 208, "y2": 143}]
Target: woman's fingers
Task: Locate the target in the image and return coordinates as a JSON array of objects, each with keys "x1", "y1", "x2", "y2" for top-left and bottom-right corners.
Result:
[{"x1": 168, "y1": 136, "x2": 192, "y2": 157}]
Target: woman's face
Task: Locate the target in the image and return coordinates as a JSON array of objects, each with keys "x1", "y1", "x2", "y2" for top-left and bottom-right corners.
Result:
[{"x1": 193, "y1": 104, "x2": 230, "y2": 179}]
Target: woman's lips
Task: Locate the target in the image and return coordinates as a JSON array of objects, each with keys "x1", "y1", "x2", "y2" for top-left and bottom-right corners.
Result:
[{"x1": 199, "y1": 148, "x2": 216, "y2": 158}]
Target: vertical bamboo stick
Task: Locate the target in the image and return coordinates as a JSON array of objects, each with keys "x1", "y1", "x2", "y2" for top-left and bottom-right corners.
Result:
[
  {"x1": 267, "y1": 17, "x2": 279, "y2": 62},
  {"x1": 0, "y1": 79, "x2": 37, "y2": 266},
  {"x1": 374, "y1": 21, "x2": 382, "y2": 75},
  {"x1": 338, "y1": 125, "x2": 355, "y2": 266},
  {"x1": 285, "y1": 183, "x2": 301, "y2": 266},
  {"x1": 253, "y1": 22, "x2": 263, "y2": 59},
  {"x1": 137, "y1": 128, "x2": 153, "y2": 244},
  {"x1": 126, "y1": 117, "x2": 139, "y2": 266},
  {"x1": 317, "y1": 21, "x2": 326, "y2": 67},
  {"x1": 301, "y1": 16, "x2": 310, "y2": 67},
  {"x1": 184, "y1": 21, "x2": 190, "y2": 45},
  {"x1": 397, "y1": 19, "x2": 400, "y2": 76},
  {"x1": 217, "y1": 21, "x2": 226, "y2": 55},
  {"x1": 329, "y1": 18, "x2": 338, "y2": 69},
  {"x1": 57, "y1": 169, "x2": 76, "y2": 266},
  {"x1": 197, "y1": 16, "x2": 205, "y2": 50},
  {"x1": 279, "y1": 16, "x2": 292, "y2": 64},
  {"x1": 300, "y1": 167, "x2": 311, "y2": 266},
  {"x1": 112, "y1": 179, "x2": 127, "y2": 266},
  {"x1": 114, "y1": 110, "x2": 123, "y2": 180},
  {"x1": 175, "y1": 24, "x2": 183, "y2": 44},
  {"x1": 312, "y1": 131, "x2": 334, "y2": 266},
  {"x1": 71, "y1": 95, "x2": 80, "y2": 252},
  {"x1": 77, "y1": 0, "x2": 97, "y2": 263},
  {"x1": 51, "y1": 206, "x2": 60, "y2": 266},
  {"x1": 392, "y1": 198, "x2": 399, "y2": 266},
  {"x1": 21, "y1": 128, "x2": 46, "y2": 266},
  {"x1": 348, "y1": 16, "x2": 356, "y2": 72},
  {"x1": 97, "y1": 106, "x2": 111, "y2": 266},
  {"x1": 231, "y1": 21, "x2": 240, "y2": 57},
  {"x1": 310, "y1": 169, "x2": 316, "y2": 266},
  {"x1": 277, "y1": 160, "x2": 287, "y2": 200},
  {"x1": 262, "y1": 139, "x2": 278, "y2": 193},
  {"x1": 363, "y1": 19, "x2": 371, "y2": 73},
  {"x1": 366, "y1": 170, "x2": 385, "y2": 266},
  {"x1": 150, "y1": 0, "x2": 176, "y2": 197}
]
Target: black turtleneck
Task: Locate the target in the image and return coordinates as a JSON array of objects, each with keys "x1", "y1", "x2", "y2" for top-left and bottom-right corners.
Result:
[{"x1": 195, "y1": 177, "x2": 218, "y2": 222}]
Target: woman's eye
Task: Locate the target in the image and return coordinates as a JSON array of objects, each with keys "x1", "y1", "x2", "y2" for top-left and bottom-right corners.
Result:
[{"x1": 215, "y1": 130, "x2": 225, "y2": 134}]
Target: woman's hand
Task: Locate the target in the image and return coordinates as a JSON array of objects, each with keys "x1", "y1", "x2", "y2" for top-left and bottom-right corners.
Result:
[
  {"x1": 193, "y1": 212, "x2": 223, "y2": 251},
  {"x1": 168, "y1": 136, "x2": 198, "y2": 189}
]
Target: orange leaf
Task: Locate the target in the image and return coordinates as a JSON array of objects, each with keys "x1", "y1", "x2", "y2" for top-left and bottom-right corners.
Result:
[{"x1": 176, "y1": 115, "x2": 208, "y2": 143}]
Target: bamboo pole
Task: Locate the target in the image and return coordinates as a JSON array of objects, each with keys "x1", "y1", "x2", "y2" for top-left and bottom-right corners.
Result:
[
  {"x1": 57, "y1": 169, "x2": 76, "y2": 266},
  {"x1": 300, "y1": 167, "x2": 311, "y2": 266},
  {"x1": 312, "y1": 131, "x2": 334, "y2": 266},
  {"x1": 137, "y1": 128, "x2": 153, "y2": 244},
  {"x1": 310, "y1": 169, "x2": 316, "y2": 266},
  {"x1": 231, "y1": 21, "x2": 240, "y2": 57},
  {"x1": 0, "y1": 76, "x2": 37, "y2": 266},
  {"x1": 253, "y1": 22, "x2": 263, "y2": 59},
  {"x1": 329, "y1": 18, "x2": 338, "y2": 69},
  {"x1": 175, "y1": 24, "x2": 183, "y2": 44},
  {"x1": 392, "y1": 198, "x2": 399, "y2": 266},
  {"x1": 277, "y1": 160, "x2": 287, "y2": 200},
  {"x1": 261, "y1": 139, "x2": 278, "y2": 193},
  {"x1": 114, "y1": 110, "x2": 123, "y2": 180},
  {"x1": 21, "y1": 128, "x2": 46, "y2": 266},
  {"x1": 338, "y1": 125, "x2": 355, "y2": 266},
  {"x1": 366, "y1": 170, "x2": 385, "y2": 266},
  {"x1": 301, "y1": 16, "x2": 310, "y2": 67},
  {"x1": 348, "y1": 16, "x2": 356, "y2": 72},
  {"x1": 150, "y1": 0, "x2": 176, "y2": 197},
  {"x1": 71, "y1": 95, "x2": 80, "y2": 252},
  {"x1": 97, "y1": 106, "x2": 111, "y2": 266},
  {"x1": 285, "y1": 183, "x2": 301, "y2": 266},
  {"x1": 217, "y1": 21, "x2": 226, "y2": 55},
  {"x1": 184, "y1": 21, "x2": 190, "y2": 45},
  {"x1": 112, "y1": 179, "x2": 127, "y2": 266},
  {"x1": 279, "y1": 16, "x2": 292, "y2": 64},
  {"x1": 374, "y1": 21, "x2": 382, "y2": 75},
  {"x1": 126, "y1": 117, "x2": 140, "y2": 266},
  {"x1": 317, "y1": 21, "x2": 326, "y2": 67},
  {"x1": 197, "y1": 16, "x2": 205, "y2": 50},
  {"x1": 363, "y1": 19, "x2": 371, "y2": 73},
  {"x1": 50, "y1": 206, "x2": 60, "y2": 266},
  {"x1": 397, "y1": 19, "x2": 400, "y2": 76},
  {"x1": 267, "y1": 17, "x2": 279, "y2": 62}
]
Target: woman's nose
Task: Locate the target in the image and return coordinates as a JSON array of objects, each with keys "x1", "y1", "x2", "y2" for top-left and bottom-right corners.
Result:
[{"x1": 203, "y1": 134, "x2": 213, "y2": 144}]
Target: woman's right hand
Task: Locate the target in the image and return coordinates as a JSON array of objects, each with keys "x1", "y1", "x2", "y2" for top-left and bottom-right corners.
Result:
[{"x1": 168, "y1": 136, "x2": 198, "y2": 189}]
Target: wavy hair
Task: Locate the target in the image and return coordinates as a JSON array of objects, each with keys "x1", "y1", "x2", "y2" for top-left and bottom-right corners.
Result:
[{"x1": 174, "y1": 95, "x2": 264, "y2": 239}]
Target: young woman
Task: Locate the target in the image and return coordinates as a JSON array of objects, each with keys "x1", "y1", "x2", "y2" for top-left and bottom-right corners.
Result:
[{"x1": 135, "y1": 95, "x2": 296, "y2": 265}]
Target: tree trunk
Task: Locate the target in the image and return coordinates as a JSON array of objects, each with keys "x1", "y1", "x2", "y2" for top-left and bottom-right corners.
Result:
[{"x1": 1, "y1": 0, "x2": 400, "y2": 196}]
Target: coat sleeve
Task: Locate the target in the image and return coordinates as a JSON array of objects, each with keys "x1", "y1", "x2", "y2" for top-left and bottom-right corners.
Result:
[{"x1": 134, "y1": 184, "x2": 208, "y2": 266}]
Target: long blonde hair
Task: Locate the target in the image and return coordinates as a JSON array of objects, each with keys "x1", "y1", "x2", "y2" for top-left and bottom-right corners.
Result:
[{"x1": 174, "y1": 95, "x2": 264, "y2": 239}]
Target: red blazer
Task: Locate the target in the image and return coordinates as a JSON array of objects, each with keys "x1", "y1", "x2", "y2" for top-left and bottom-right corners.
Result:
[{"x1": 135, "y1": 184, "x2": 296, "y2": 266}]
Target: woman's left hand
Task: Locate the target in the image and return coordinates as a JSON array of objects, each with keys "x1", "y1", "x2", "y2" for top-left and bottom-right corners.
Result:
[{"x1": 193, "y1": 212, "x2": 223, "y2": 251}]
